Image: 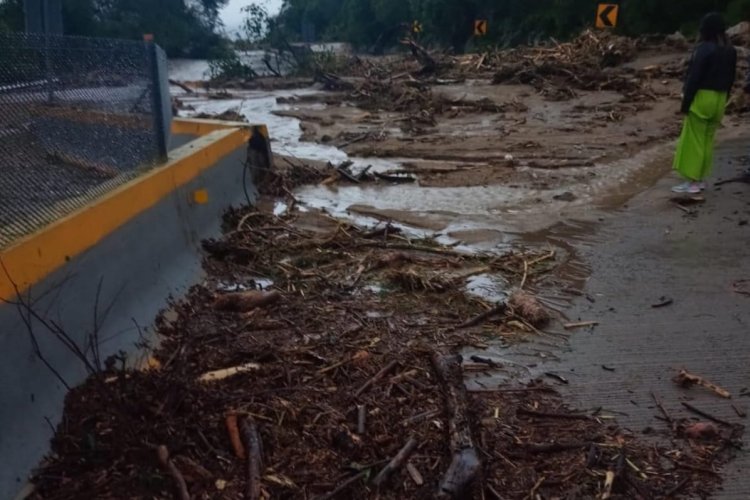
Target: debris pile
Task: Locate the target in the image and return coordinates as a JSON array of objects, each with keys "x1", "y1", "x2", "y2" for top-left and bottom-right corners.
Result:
[
  {"x1": 29, "y1": 204, "x2": 741, "y2": 499},
  {"x1": 489, "y1": 30, "x2": 653, "y2": 100}
]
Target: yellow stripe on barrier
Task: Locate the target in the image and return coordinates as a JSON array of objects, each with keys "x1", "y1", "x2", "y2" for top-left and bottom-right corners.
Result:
[
  {"x1": 171, "y1": 117, "x2": 268, "y2": 139},
  {"x1": 0, "y1": 126, "x2": 249, "y2": 301}
]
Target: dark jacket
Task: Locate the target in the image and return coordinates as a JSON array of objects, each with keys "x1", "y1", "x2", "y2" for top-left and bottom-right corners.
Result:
[{"x1": 682, "y1": 41, "x2": 737, "y2": 113}]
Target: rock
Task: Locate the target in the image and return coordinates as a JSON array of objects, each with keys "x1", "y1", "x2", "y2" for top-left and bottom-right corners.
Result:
[
  {"x1": 665, "y1": 31, "x2": 689, "y2": 50},
  {"x1": 684, "y1": 422, "x2": 720, "y2": 440},
  {"x1": 729, "y1": 22, "x2": 750, "y2": 47},
  {"x1": 554, "y1": 191, "x2": 577, "y2": 202}
]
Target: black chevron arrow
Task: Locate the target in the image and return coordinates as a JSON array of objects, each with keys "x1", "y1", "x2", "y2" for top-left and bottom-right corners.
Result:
[{"x1": 599, "y1": 4, "x2": 616, "y2": 27}]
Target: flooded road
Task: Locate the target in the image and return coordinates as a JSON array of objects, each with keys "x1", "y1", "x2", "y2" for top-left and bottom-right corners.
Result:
[{"x1": 175, "y1": 84, "x2": 679, "y2": 248}]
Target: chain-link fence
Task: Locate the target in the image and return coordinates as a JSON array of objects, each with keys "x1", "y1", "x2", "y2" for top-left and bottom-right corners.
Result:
[{"x1": 0, "y1": 33, "x2": 171, "y2": 249}]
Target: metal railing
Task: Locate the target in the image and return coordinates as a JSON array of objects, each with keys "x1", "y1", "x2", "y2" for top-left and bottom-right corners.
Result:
[{"x1": 0, "y1": 32, "x2": 171, "y2": 249}]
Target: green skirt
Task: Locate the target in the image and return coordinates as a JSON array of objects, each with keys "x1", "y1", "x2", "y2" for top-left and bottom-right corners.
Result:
[{"x1": 673, "y1": 89, "x2": 727, "y2": 181}]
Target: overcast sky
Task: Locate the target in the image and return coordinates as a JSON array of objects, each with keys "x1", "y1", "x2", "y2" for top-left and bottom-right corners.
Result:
[{"x1": 220, "y1": 0, "x2": 283, "y2": 34}]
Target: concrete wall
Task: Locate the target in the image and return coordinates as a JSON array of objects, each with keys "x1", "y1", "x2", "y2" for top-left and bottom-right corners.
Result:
[{"x1": 0, "y1": 119, "x2": 268, "y2": 499}]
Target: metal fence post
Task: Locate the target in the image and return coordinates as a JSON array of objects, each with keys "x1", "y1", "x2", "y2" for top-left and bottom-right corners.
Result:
[{"x1": 144, "y1": 34, "x2": 169, "y2": 163}]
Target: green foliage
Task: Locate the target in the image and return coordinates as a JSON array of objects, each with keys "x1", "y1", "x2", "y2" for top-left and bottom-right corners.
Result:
[
  {"x1": 208, "y1": 49, "x2": 258, "y2": 81},
  {"x1": 273, "y1": 0, "x2": 748, "y2": 51},
  {"x1": 0, "y1": 0, "x2": 23, "y2": 33},
  {"x1": 0, "y1": 0, "x2": 229, "y2": 57}
]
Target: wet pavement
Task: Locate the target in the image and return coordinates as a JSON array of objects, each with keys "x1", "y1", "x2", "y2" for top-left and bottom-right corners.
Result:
[{"x1": 492, "y1": 137, "x2": 750, "y2": 498}]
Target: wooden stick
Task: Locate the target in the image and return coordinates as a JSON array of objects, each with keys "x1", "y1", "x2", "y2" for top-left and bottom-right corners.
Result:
[
  {"x1": 519, "y1": 441, "x2": 588, "y2": 453},
  {"x1": 651, "y1": 392, "x2": 675, "y2": 430},
  {"x1": 406, "y1": 462, "x2": 424, "y2": 486},
  {"x1": 169, "y1": 79, "x2": 195, "y2": 93},
  {"x1": 563, "y1": 321, "x2": 599, "y2": 330},
  {"x1": 673, "y1": 369, "x2": 731, "y2": 399},
  {"x1": 432, "y1": 353, "x2": 481, "y2": 498},
  {"x1": 157, "y1": 445, "x2": 191, "y2": 500},
  {"x1": 240, "y1": 418, "x2": 263, "y2": 500},
  {"x1": 665, "y1": 477, "x2": 690, "y2": 498},
  {"x1": 373, "y1": 437, "x2": 418, "y2": 486},
  {"x1": 226, "y1": 414, "x2": 245, "y2": 459},
  {"x1": 458, "y1": 304, "x2": 507, "y2": 329},
  {"x1": 402, "y1": 409, "x2": 441, "y2": 426},
  {"x1": 355, "y1": 360, "x2": 399, "y2": 397},
  {"x1": 316, "y1": 470, "x2": 367, "y2": 500},
  {"x1": 517, "y1": 408, "x2": 591, "y2": 420},
  {"x1": 681, "y1": 402, "x2": 734, "y2": 428},
  {"x1": 357, "y1": 405, "x2": 367, "y2": 435}
]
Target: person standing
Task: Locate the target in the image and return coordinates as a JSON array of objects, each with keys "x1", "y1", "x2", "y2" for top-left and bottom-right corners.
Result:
[{"x1": 672, "y1": 13, "x2": 737, "y2": 194}]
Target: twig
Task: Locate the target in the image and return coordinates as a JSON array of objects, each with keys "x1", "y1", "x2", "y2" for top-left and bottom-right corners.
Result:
[
  {"x1": 651, "y1": 392, "x2": 675, "y2": 430},
  {"x1": 169, "y1": 79, "x2": 194, "y2": 94},
  {"x1": 563, "y1": 321, "x2": 599, "y2": 330},
  {"x1": 355, "y1": 360, "x2": 399, "y2": 397},
  {"x1": 681, "y1": 402, "x2": 735, "y2": 428},
  {"x1": 316, "y1": 470, "x2": 368, "y2": 500},
  {"x1": 519, "y1": 441, "x2": 588, "y2": 453},
  {"x1": 529, "y1": 476, "x2": 546, "y2": 497},
  {"x1": 673, "y1": 369, "x2": 731, "y2": 399},
  {"x1": 671, "y1": 459, "x2": 719, "y2": 476},
  {"x1": 402, "y1": 409, "x2": 441, "y2": 426},
  {"x1": 240, "y1": 418, "x2": 263, "y2": 500},
  {"x1": 357, "y1": 405, "x2": 367, "y2": 435},
  {"x1": 665, "y1": 477, "x2": 690, "y2": 497},
  {"x1": 517, "y1": 408, "x2": 591, "y2": 420},
  {"x1": 373, "y1": 437, "x2": 418, "y2": 486},
  {"x1": 458, "y1": 304, "x2": 507, "y2": 329},
  {"x1": 157, "y1": 446, "x2": 191, "y2": 500},
  {"x1": 519, "y1": 259, "x2": 529, "y2": 289}
]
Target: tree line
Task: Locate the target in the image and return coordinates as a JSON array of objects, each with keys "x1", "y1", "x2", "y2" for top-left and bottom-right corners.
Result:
[
  {"x1": 0, "y1": 0, "x2": 229, "y2": 57},
  {"x1": 2, "y1": 0, "x2": 750, "y2": 58},
  {"x1": 274, "y1": 0, "x2": 750, "y2": 50}
]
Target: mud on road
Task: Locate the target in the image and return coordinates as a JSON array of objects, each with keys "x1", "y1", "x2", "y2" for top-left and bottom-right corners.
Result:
[{"x1": 28, "y1": 30, "x2": 750, "y2": 499}]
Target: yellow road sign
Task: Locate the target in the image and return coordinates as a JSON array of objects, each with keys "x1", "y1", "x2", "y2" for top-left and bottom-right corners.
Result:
[
  {"x1": 474, "y1": 19, "x2": 488, "y2": 36},
  {"x1": 596, "y1": 4, "x2": 619, "y2": 29},
  {"x1": 412, "y1": 20, "x2": 423, "y2": 34}
]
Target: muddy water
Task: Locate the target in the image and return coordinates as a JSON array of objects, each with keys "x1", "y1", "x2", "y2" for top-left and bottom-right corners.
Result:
[
  {"x1": 178, "y1": 90, "x2": 400, "y2": 172},
  {"x1": 180, "y1": 89, "x2": 674, "y2": 235},
  {"x1": 175, "y1": 83, "x2": 682, "y2": 315}
]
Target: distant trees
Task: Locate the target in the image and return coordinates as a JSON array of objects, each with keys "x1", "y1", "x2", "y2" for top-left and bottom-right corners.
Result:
[
  {"x1": 3, "y1": 0, "x2": 750, "y2": 58},
  {"x1": 274, "y1": 0, "x2": 750, "y2": 50},
  {"x1": 0, "y1": 0, "x2": 229, "y2": 57}
]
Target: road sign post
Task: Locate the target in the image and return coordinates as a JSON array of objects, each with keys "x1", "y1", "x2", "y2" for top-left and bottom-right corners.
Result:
[{"x1": 596, "y1": 4, "x2": 619, "y2": 29}]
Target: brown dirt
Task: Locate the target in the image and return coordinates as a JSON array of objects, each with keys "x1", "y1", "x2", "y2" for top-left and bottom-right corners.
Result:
[{"x1": 273, "y1": 33, "x2": 690, "y2": 193}]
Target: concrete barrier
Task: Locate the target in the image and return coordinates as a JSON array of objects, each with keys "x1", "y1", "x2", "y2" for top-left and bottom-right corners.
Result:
[{"x1": 0, "y1": 117, "x2": 271, "y2": 499}]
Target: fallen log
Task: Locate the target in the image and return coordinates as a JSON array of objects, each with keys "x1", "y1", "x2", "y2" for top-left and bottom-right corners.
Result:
[
  {"x1": 169, "y1": 79, "x2": 195, "y2": 94},
  {"x1": 240, "y1": 418, "x2": 263, "y2": 500},
  {"x1": 431, "y1": 353, "x2": 480, "y2": 498},
  {"x1": 214, "y1": 290, "x2": 282, "y2": 313}
]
